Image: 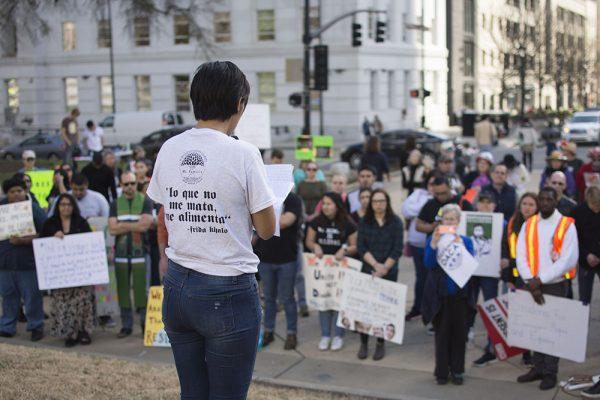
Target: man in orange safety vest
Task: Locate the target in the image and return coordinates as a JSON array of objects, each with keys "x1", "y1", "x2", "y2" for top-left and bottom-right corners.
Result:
[{"x1": 515, "y1": 187, "x2": 579, "y2": 391}]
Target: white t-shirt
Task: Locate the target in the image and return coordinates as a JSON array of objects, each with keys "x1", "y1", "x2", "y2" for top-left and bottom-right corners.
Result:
[
  {"x1": 146, "y1": 128, "x2": 275, "y2": 276},
  {"x1": 84, "y1": 127, "x2": 104, "y2": 152}
]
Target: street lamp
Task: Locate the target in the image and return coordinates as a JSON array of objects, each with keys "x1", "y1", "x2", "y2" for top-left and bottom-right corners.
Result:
[{"x1": 405, "y1": 17, "x2": 430, "y2": 128}]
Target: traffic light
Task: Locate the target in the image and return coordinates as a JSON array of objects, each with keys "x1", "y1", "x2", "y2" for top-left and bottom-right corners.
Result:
[
  {"x1": 352, "y1": 23, "x2": 362, "y2": 47},
  {"x1": 423, "y1": 89, "x2": 431, "y2": 98},
  {"x1": 409, "y1": 89, "x2": 432, "y2": 98},
  {"x1": 375, "y1": 20, "x2": 386, "y2": 43},
  {"x1": 313, "y1": 45, "x2": 328, "y2": 91}
]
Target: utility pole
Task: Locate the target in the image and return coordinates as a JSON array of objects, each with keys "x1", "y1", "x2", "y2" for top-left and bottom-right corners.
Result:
[
  {"x1": 107, "y1": 0, "x2": 116, "y2": 113},
  {"x1": 519, "y1": 44, "x2": 526, "y2": 119},
  {"x1": 406, "y1": 6, "x2": 429, "y2": 128}
]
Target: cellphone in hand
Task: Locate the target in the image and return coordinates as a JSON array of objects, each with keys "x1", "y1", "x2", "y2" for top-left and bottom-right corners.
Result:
[{"x1": 438, "y1": 225, "x2": 456, "y2": 235}]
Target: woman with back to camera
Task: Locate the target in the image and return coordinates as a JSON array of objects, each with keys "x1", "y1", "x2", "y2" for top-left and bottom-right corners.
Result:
[{"x1": 146, "y1": 61, "x2": 276, "y2": 400}]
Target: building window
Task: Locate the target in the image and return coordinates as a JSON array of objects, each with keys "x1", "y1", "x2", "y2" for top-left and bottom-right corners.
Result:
[
  {"x1": 464, "y1": 0, "x2": 475, "y2": 34},
  {"x1": 481, "y1": 50, "x2": 486, "y2": 66},
  {"x1": 135, "y1": 75, "x2": 151, "y2": 111},
  {"x1": 99, "y1": 76, "x2": 113, "y2": 113},
  {"x1": 433, "y1": 71, "x2": 439, "y2": 104},
  {"x1": 417, "y1": 16, "x2": 424, "y2": 44},
  {"x1": 64, "y1": 77, "x2": 79, "y2": 110},
  {"x1": 388, "y1": 71, "x2": 396, "y2": 108},
  {"x1": 285, "y1": 59, "x2": 302, "y2": 82},
  {"x1": 482, "y1": 14, "x2": 486, "y2": 29},
  {"x1": 134, "y1": 16, "x2": 150, "y2": 46},
  {"x1": 257, "y1": 10, "x2": 275, "y2": 41},
  {"x1": 62, "y1": 22, "x2": 76, "y2": 51},
  {"x1": 464, "y1": 40, "x2": 475, "y2": 76},
  {"x1": 463, "y1": 83, "x2": 474, "y2": 108},
  {"x1": 257, "y1": 72, "x2": 276, "y2": 109},
  {"x1": 214, "y1": 12, "x2": 231, "y2": 43},
  {"x1": 174, "y1": 75, "x2": 190, "y2": 111},
  {"x1": 6, "y1": 79, "x2": 19, "y2": 113},
  {"x1": 370, "y1": 70, "x2": 379, "y2": 110},
  {"x1": 402, "y1": 13, "x2": 407, "y2": 42},
  {"x1": 97, "y1": 19, "x2": 111, "y2": 48},
  {"x1": 309, "y1": 5, "x2": 320, "y2": 31},
  {"x1": 174, "y1": 14, "x2": 190, "y2": 44},
  {"x1": 2, "y1": 22, "x2": 17, "y2": 57}
]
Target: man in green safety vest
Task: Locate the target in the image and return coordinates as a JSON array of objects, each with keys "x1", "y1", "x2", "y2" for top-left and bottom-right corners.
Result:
[{"x1": 108, "y1": 171, "x2": 153, "y2": 338}]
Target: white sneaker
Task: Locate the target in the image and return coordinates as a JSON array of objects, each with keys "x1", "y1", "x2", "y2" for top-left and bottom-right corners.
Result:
[
  {"x1": 318, "y1": 336, "x2": 331, "y2": 351},
  {"x1": 331, "y1": 336, "x2": 344, "y2": 351}
]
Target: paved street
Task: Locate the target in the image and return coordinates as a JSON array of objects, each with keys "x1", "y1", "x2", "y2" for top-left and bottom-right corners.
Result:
[{"x1": 1, "y1": 138, "x2": 598, "y2": 400}]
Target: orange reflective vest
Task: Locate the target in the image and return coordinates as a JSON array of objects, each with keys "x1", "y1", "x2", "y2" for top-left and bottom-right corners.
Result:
[
  {"x1": 524, "y1": 214, "x2": 577, "y2": 280},
  {"x1": 506, "y1": 217, "x2": 520, "y2": 278}
]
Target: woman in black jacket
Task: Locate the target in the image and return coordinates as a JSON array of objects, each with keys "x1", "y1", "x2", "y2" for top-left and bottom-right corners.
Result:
[{"x1": 40, "y1": 193, "x2": 94, "y2": 347}]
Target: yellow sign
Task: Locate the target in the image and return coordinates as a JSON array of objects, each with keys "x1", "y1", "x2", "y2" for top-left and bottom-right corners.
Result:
[
  {"x1": 143, "y1": 286, "x2": 171, "y2": 347},
  {"x1": 25, "y1": 170, "x2": 54, "y2": 209}
]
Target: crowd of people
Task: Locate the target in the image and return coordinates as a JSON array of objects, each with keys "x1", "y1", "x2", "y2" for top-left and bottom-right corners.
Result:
[{"x1": 1, "y1": 114, "x2": 600, "y2": 395}]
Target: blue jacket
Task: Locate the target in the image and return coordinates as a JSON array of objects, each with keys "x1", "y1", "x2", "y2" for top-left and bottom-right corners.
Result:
[
  {"x1": 0, "y1": 198, "x2": 47, "y2": 271},
  {"x1": 421, "y1": 235, "x2": 476, "y2": 324}
]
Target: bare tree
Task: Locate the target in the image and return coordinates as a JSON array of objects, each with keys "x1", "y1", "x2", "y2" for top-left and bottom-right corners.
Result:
[{"x1": 0, "y1": 0, "x2": 220, "y2": 57}]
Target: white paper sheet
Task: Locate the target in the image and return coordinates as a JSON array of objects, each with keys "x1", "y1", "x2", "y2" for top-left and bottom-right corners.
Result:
[
  {"x1": 264, "y1": 164, "x2": 294, "y2": 237},
  {"x1": 0, "y1": 200, "x2": 36, "y2": 241},
  {"x1": 436, "y1": 234, "x2": 478, "y2": 288}
]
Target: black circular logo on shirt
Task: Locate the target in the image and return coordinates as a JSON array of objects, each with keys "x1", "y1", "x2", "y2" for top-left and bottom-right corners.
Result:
[{"x1": 179, "y1": 150, "x2": 207, "y2": 184}]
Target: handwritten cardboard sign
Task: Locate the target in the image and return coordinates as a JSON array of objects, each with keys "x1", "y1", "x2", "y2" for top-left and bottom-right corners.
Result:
[
  {"x1": 33, "y1": 231, "x2": 109, "y2": 290},
  {"x1": 0, "y1": 200, "x2": 36, "y2": 241},
  {"x1": 304, "y1": 253, "x2": 361, "y2": 311},
  {"x1": 144, "y1": 286, "x2": 170, "y2": 347}
]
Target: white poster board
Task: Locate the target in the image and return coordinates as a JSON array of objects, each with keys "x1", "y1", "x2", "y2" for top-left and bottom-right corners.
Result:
[
  {"x1": 264, "y1": 164, "x2": 294, "y2": 237},
  {"x1": 507, "y1": 290, "x2": 589, "y2": 363},
  {"x1": 436, "y1": 234, "x2": 478, "y2": 288},
  {"x1": 336, "y1": 269, "x2": 407, "y2": 344},
  {"x1": 235, "y1": 103, "x2": 271, "y2": 149},
  {"x1": 33, "y1": 231, "x2": 110, "y2": 290},
  {"x1": 304, "y1": 253, "x2": 361, "y2": 311},
  {"x1": 458, "y1": 211, "x2": 504, "y2": 277},
  {"x1": 0, "y1": 200, "x2": 36, "y2": 241}
]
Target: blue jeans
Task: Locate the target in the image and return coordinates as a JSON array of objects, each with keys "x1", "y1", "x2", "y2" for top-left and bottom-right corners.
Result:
[
  {"x1": 470, "y1": 276, "x2": 499, "y2": 352},
  {"x1": 259, "y1": 261, "x2": 298, "y2": 334},
  {"x1": 319, "y1": 310, "x2": 344, "y2": 337},
  {"x1": 162, "y1": 261, "x2": 262, "y2": 400},
  {"x1": 295, "y1": 247, "x2": 307, "y2": 308},
  {"x1": 120, "y1": 307, "x2": 147, "y2": 331},
  {"x1": 0, "y1": 270, "x2": 44, "y2": 334},
  {"x1": 410, "y1": 246, "x2": 427, "y2": 314},
  {"x1": 579, "y1": 267, "x2": 600, "y2": 304}
]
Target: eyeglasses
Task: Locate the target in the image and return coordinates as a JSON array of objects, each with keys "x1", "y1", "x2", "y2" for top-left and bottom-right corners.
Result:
[
  {"x1": 306, "y1": 168, "x2": 317, "y2": 171},
  {"x1": 122, "y1": 182, "x2": 137, "y2": 187},
  {"x1": 23, "y1": 158, "x2": 35, "y2": 162},
  {"x1": 550, "y1": 181, "x2": 565, "y2": 186}
]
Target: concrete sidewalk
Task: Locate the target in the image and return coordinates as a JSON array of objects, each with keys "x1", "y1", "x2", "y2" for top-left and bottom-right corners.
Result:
[{"x1": 1, "y1": 156, "x2": 598, "y2": 400}]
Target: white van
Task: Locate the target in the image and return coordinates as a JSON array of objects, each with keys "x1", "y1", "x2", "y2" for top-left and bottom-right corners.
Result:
[
  {"x1": 99, "y1": 111, "x2": 184, "y2": 147},
  {"x1": 562, "y1": 111, "x2": 600, "y2": 144}
]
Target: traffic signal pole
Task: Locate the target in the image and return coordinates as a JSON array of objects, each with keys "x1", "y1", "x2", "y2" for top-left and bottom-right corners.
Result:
[{"x1": 301, "y1": 6, "x2": 386, "y2": 137}]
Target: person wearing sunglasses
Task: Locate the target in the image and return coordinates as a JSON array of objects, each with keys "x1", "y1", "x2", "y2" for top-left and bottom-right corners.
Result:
[
  {"x1": 18, "y1": 150, "x2": 40, "y2": 173},
  {"x1": 108, "y1": 171, "x2": 153, "y2": 338},
  {"x1": 547, "y1": 171, "x2": 577, "y2": 217}
]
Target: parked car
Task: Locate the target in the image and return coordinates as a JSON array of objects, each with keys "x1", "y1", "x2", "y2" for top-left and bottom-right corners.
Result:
[
  {"x1": 562, "y1": 111, "x2": 600, "y2": 144},
  {"x1": 99, "y1": 111, "x2": 185, "y2": 147},
  {"x1": 0, "y1": 132, "x2": 65, "y2": 160},
  {"x1": 340, "y1": 129, "x2": 451, "y2": 169},
  {"x1": 135, "y1": 125, "x2": 192, "y2": 159}
]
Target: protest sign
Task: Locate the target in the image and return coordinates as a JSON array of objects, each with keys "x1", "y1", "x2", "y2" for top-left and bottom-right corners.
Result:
[
  {"x1": 336, "y1": 269, "x2": 407, "y2": 344},
  {"x1": 507, "y1": 290, "x2": 590, "y2": 363},
  {"x1": 458, "y1": 212, "x2": 504, "y2": 277},
  {"x1": 144, "y1": 286, "x2": 171, "y2": 347},
  {"x1": 235, "y1": 103, "x2": 271, "y2": 149},
  {"x1": 88, "y1": 217, "x2": 119, "y2": 317},
  {"x1": 33, "y1": 231, "x2": 109, "y2": 290},
  {"x1": 26, "y1": 170, "x2": 54, "y2": 209},
  {"x1": 264, "y1": 164, "x2": 294, "y2": 237},
  {"x1": 0, "y1": 200, "x2": 36, "y2": 240},
  {"x1": 478, "y1": 294, "x2": 525, "y2": 361},
  {"x1": 436, "y1": 234, "x2": 478, "y2": 288},
  {"x1": 304, "y1": 253, "x2": 361, "y2": 311}
]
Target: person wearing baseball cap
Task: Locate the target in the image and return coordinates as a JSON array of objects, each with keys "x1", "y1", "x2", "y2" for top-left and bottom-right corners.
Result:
[
  {"x1": 559, "y1": 141, "x2": 583, "y2": 177},
  {"x1": 540, "y1": 151, "x2": 576, "y2": 197},
  {"x1": 463, "y1": 151, "x2": 494, "y2": 190},
  {"x1": 575, "y1": 147, "x2": 600, "y2": 202},
  {"x1": 18, "y1": 150, "x2": 40, "y2": 173}
]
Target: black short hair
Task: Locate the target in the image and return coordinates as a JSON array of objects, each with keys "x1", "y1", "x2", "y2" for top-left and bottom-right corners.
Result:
[
  {"x1": 431, "y1": 176, "x2": 450, "y2": 187},
  {"x1": 271, "y1": 148, "x2": 284, "y2": 159},
  {"x1": 71, "y1": 173, "x2": 89, "y2": 186},
  {"x1": 92, "y1": 151, "x2": 103, "y2": 164},
  {"x1": 86, "y1": 120, "x2": 94, "y2": 129},
  {"x1": 539, "y1": 186, "x2": 558, "y2": 200},
  {"x1": 190, "y1": 61, "x2": 250, "y2": 121},
  {"x1": 2, "y1": 176, "x2": 26, "y2": 193},
  {"x1": 358, "y1": 165, "x2": 377, "y2": 175}
]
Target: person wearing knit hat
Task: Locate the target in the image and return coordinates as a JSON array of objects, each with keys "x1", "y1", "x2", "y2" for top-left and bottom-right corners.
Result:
[
  {"x1": 540, "y1": 151, "x2": 576, "y2": 197},
  {"x1": 559, "y1": 141, "x2": 584, "y2": 177},
  {"x1": 0, "y1": 175, "x2": 47, "y2": 342}
]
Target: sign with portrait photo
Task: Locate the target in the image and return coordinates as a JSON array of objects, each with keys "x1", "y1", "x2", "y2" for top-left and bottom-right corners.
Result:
[
  {"x1": 336, "y1": 269, "x2": 407, "y2": 344},
  {"x1": 458, "y1": 211, "x2": 504, "y2": 277}
]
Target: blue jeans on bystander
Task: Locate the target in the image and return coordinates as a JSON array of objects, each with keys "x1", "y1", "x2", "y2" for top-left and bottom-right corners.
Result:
[
  {"x1": 0, "y1": 270, "x2": 44, "y2": 335},
  {"x1": 259, "y1": 261, "x2": 298, "y2": 334}
]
